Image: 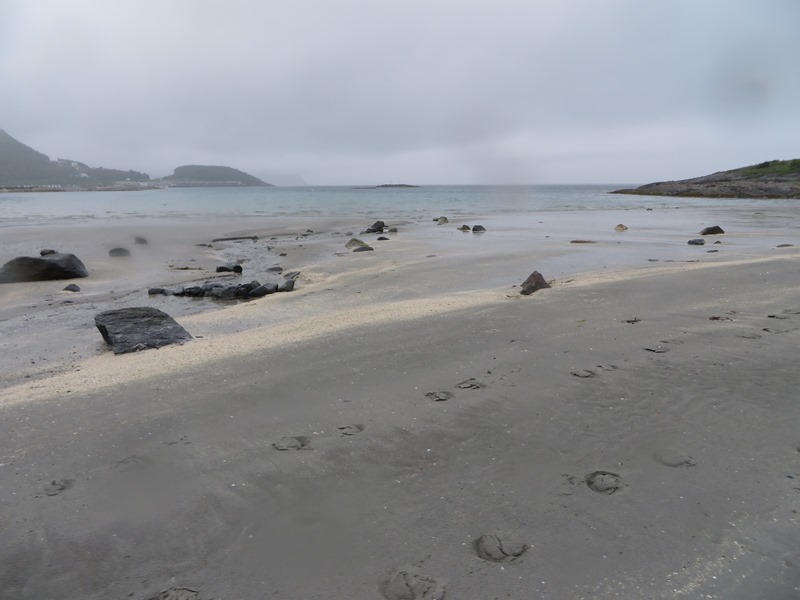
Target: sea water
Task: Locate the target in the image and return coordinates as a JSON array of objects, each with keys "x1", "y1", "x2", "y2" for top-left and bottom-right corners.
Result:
[{"x1": 3, "y1": 184, "x2": 797, "y2": 226}]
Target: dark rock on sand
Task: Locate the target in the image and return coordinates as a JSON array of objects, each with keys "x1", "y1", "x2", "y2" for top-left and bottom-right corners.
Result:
[
  {"x1": 458, "y1": 225, "x2": 471, "y2": 231},
  {"x1": 473, "y1": 530, "x2": 529, "y2": 563},
  {"x1": 148, "y1": 287, "x2": 167, "y2": 296},
  {"x1": 95, "y1": 307, "x2": 192, "y2": 354},
  {"x1": 267, "y1": 266, "x2": 283, "y2": 273},
  {"x1": 437, "y1": 216, "x2": 449, "y2": 225},
  {"x1": 0, "y1": 253, "x2": 89, "y2": 283},
  {"x1": 216, "y1": 263, "x2": 243, "y2": 273},
  {"x1": 777, "y1": 243, "x2": 794, "y2": 248},
  {"x1": 585, "y1": 470, "x2": 623, "y2": 494},
  {"x1": 277, "y1": 279, "x2": 295, "y2": 292},
  {"x1": 700, "y1": 225, "x2": 725, "y2": 235},
  {"x1": 614, "y1": 224, "x2": 628, "y2": 231},
  {"x1": 353, "y1": 246, "x2": 374, "y2": 252},
  {"x1": 63, "y1": 283, "x2": 81, "y2": 292},
  {"x1": 687, "y1": 238, "x2": 706, "y2": 245},
  {"x1": 570, "y1": 240, "x2": 597, "y2": 244},
  {"x1": 377, "y1": 236, "x2": 390, "y2": 241},
  {"x1": 134, "y1": 236, "x2": 148, "y2": 244},
  {"x1": 520, "y1": 271, "x2": 551, "y2": 295},
  {"x1": 379, "y1": 566, "x2": 446, "y2": 600},
  {"x1": 387, "y1": 227, "x2": 398, "y2": 233},
  {"x1": 109, "y1": 247, "x2": 131, "y2": 257},
  {"x1": 248, "y1": 283, "x2": 279, "y2": 297},
  {"x1": 472, "y1": 224, "x2": 486, "y2": 232},
  {"x1": 283, "y1": 270, "x2": 301, "y2": 280},
  {"x1": 39, "y1": 248, "x2": 58, "y2": 256},
  {"x1": 365, "y1": 220, "x2": 386, "y2": 233}
]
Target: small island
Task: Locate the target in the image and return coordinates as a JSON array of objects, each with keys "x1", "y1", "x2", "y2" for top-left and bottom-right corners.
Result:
[
  {"x1": 612, "y1": 159, "x2": 800, "y2": 199},
  {"x1": 157, "y1": 165, "x2": 272, "y2": 187}
]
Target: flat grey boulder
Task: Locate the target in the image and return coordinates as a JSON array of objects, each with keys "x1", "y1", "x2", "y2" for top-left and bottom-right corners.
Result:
[
  {"x1": 95, "y1": 307, "x2": 192, "y2": 354},
  {"x1": 0, "y1": 253, "x2": 89, "y2": 283}
]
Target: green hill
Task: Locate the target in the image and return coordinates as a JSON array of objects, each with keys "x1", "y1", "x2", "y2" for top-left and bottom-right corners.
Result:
[
  {"x1": 612, "y1": 159, "x2": 800, "y2": 199},
  {"x1": 159, "y1": 165, "x2": 272, "y2": 187},
  {"x1": 0, "y1": 128, "x2": 150, "y2": 188}
]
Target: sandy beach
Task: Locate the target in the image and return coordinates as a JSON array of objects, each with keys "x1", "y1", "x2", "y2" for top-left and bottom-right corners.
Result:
[{"x1": 1, "y1": 208, "x2": 799, "y2": 599}]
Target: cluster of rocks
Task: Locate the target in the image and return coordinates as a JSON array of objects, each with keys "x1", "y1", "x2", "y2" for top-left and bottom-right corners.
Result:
[
  {"x1": 688, "y1": 225, "x2": 725, "y2": 246},
  {"x1": 362, "y1": 220, "x2": 397, "y2": 235},
  {"x1": 457, "y1": 224, "x2": 486, "y2": 232},
  {"x1": 149, "y1": 276, "x2": 296, "y2": 300}
]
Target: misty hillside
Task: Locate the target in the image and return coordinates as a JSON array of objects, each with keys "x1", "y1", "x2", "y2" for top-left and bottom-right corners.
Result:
[
  {"x1": 0, "y1": 128, "x2": 150, "y2": 187},
  {"x1": 159, "y1": 165, "x2": 272, "y2": 187}
]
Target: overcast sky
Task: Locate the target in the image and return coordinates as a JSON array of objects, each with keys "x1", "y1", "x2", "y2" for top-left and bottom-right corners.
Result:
[{"x1": 1, "y1": 1, "x2": 798, "y2": 185}]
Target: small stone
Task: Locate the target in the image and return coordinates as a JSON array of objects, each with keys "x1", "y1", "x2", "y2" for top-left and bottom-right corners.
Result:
[
  {"x1": 109, "y1": 247, "x2": 130, "y2": 257},
  {"x1": 216, "y1": 263, "x2": 243, "y2": 273},
  {"x1": 39, "y1": 249, "x2": 58, "y2": 256},
  {"x1": 520, "y1": 271, "x2": 551, "y2": 295},
  {"x1": 687, "y1": 238, "x2": 705, "y2": 245},
  {"x1": 63, "y1": 283, "x2": 81, "y2": 292},
  {"x1": 472, "y1": 225, "x2": 486, "y2": 232},
  {"x1": 700, "y1": 225, "x2": 724, "y2": 235},
  {"x1": 134, "y1": 236, "x2": 148, "y2": 244},
  {"x1": 437, "y1": 216, "x2": 448, "y2": 225},
  {"x1": 614, "y1": 224, "x2": 628, "y2": 231},
  {"x1": 353, "y1": 246, "x2": 374, "y2": 252}
]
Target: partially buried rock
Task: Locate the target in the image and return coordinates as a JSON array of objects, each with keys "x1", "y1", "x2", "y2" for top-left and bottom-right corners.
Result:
[
  {"x1": 109, "y1": 247, "x2": 130, "y2": 257},
  {"x1": 585, "y1": 470, "x2": 622, "y2": 494},
  {"x1": 520, "y1": 270, "x2": 551, "y2": 295},
  {"x1": 63, "y1": 283, "x2": 81, "y2": 292},
  {"x1": 39, "y1": 249, "x2": 58, "y2": 256},
  {"x1": 377, "y1": 236, "x2": 390, "y2": 241},
  {"x1": 272, "y1": 436, "x2": 310, "y2": 450},
  {"x1": 437, "y1": 216, "x2": 449, "y2": 225},
  {"x1": 353, "y1": 245, "x2": 374, "y2": 252},
  {"x1": 378, "y1": 566, "x2": 446, "y2": 600},
  {"x1": 472, "y1": 224, "x2": 486, "y2": 232},
  {"x1": 145, "y1": 588, "x2": 200, "y2": 600},
  {"x1": 95, "y1": 307, "x2": 192, "y2": 354},
  {"x1": 570, "y1": 240, "x2": 597, "y2": 244},
  {"x1": 134, "y1": 236, "x2": 148, "y2": 245},
  {"x1": 216, "y1": 263, "x2": 243, "y2": 273},
  {"x1": 473, "y1": 530, "x2": 529, "y2": 563},
  {"x1": 614, "y1": 224, "x2": 628, "y2": 231},
  {"x1": 687, "y1": 238, "x2": 705, "y2": 246},
  {"x1": 248, "y1": 283, "x2": 278, "y2": 297},
  {"x1": 345, "y1": 237, "x2": 369, "y2": 249},
  {"x1": 700, "y1": 225, "x2": 724, "y2": 235},
  {"x1": 0, "y1": 253, "x2": 89, "y2": 283},
  {"x1": 458, "y1": 225, "x2": 471, "y2": 231}
]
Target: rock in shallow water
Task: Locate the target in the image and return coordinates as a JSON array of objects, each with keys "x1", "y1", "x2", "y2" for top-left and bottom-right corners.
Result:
[
  {"x1": 95, "y1": 307, "x2": 192, "y2": 354},
  {"x1": 0, "y1": 253, "x2": 89, "y2": 283}
]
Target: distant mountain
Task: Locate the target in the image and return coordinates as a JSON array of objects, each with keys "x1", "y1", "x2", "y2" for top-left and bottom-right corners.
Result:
[
  {"x1": 0, "y1": 128, "x2": 150, "y2": 188},
  {"x1": 159, "y1": 165, "x2": 272, "y2": 187},
  {"x1": 612, "y1": 159, "x2": 800, "y2": 199}
]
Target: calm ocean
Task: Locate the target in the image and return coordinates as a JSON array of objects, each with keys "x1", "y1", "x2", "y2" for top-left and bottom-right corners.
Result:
[{"x1": 1, "y1": 184, "x2": 781, "y2": 226}]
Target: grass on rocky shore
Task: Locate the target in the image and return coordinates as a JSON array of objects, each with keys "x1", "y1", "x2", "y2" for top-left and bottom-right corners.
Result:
[{"x1": 738, "y1": 158, "x2": 800, "y2": 178}]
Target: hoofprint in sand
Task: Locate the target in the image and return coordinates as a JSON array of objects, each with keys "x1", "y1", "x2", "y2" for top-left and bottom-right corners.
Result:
[{"x1": 1, "y1": 210, "x2": 799, "y2": 599}]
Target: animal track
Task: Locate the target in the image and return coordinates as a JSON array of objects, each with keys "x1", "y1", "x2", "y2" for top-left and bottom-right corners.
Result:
[
  {"x1": 37, "y1": 479, "x2": 74, "y2": 497},
  {"x1": 272, "y1": 436, "x2": 311, "y2": 450},
  {"x1": 473, "y1": 530, "x2": 529, "y2": 563},
  {"x1": 425, "y1": 391, "x2": 453, "y2": 401},
  {"x1": 653, "y1": 451, "x2": 697, "y2": 468},
  {"x1": 378, "y1": 566, "x2": 446, "y2": 600},
  {"x1": 338, "y1": 424, "x2": 365, "y2": 436},
  {"x1": 145, "y1": 588, "x2": 200, "y2": 600},
  {"x1": 456, "y1": 378, "x2": 487, "y2": 390},
  {"x1": 585, "y1": 471, "x2": 623, "y2": 494}
]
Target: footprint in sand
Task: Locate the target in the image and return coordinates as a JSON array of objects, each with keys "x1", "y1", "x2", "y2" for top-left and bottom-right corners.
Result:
[
  {"x1": 455, "y1": 378, "x2": 487, "y2": 390},
  {"x1": 146, "y1": 588, "x2": 200, "y2": 600},
  {"x1": 473, "y1": 530, "x2": 529, "y2": 563},
  {"x1": 644, "y1": 346, "x2": 670, "y2": 354},
  {"x1": 338, "y1": 424, "x2": 365, "y2": 436},
  {"x1": 585, "y1": 471, "x2": 623, "y2": 494},
  {"x1": 653, "y1": 451, "x2": 697, "y2": 468},
  {"x1": 571, "y1": 369, "x2": 598, "y2": 378},
  {"x1": 38, "y1": 478, "x2": 74, "y2": 497},
  {"x1": 378, "y1": 566, "x2": 446, "y2": 600},
  {"x1": 738, "y1": 332, "x2": 762, "y2": 339},
  {"x1": 425, "y1": 391, "x2": 454, "y2": 402},
  {"x1": 112, "y1": 455, "x2": 154, "y2": 472},
  {"x1": 272, "y1": 436, "x2": 311, "y2": 450}
]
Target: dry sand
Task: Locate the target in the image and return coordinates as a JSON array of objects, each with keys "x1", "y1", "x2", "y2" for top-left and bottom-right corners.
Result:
[{"x1": 1, "y1": 212, "x2": 800, "y2": 599}]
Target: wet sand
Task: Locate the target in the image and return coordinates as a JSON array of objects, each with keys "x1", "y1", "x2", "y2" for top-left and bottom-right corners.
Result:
[{"x1": 1, "y1": 211, "x2": 799, "y2": 599}]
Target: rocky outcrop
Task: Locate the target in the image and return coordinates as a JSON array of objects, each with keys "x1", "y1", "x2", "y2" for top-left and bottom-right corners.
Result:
[
  {"x1": 612, "y1": 159, "x2": 800, "y2": 199},
  {"x1": 95, "y1": 307, "x2": 192, "y2": 354},
  {"x1": 0, "y1": 253, "x2": 89, "y2": 283}
]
